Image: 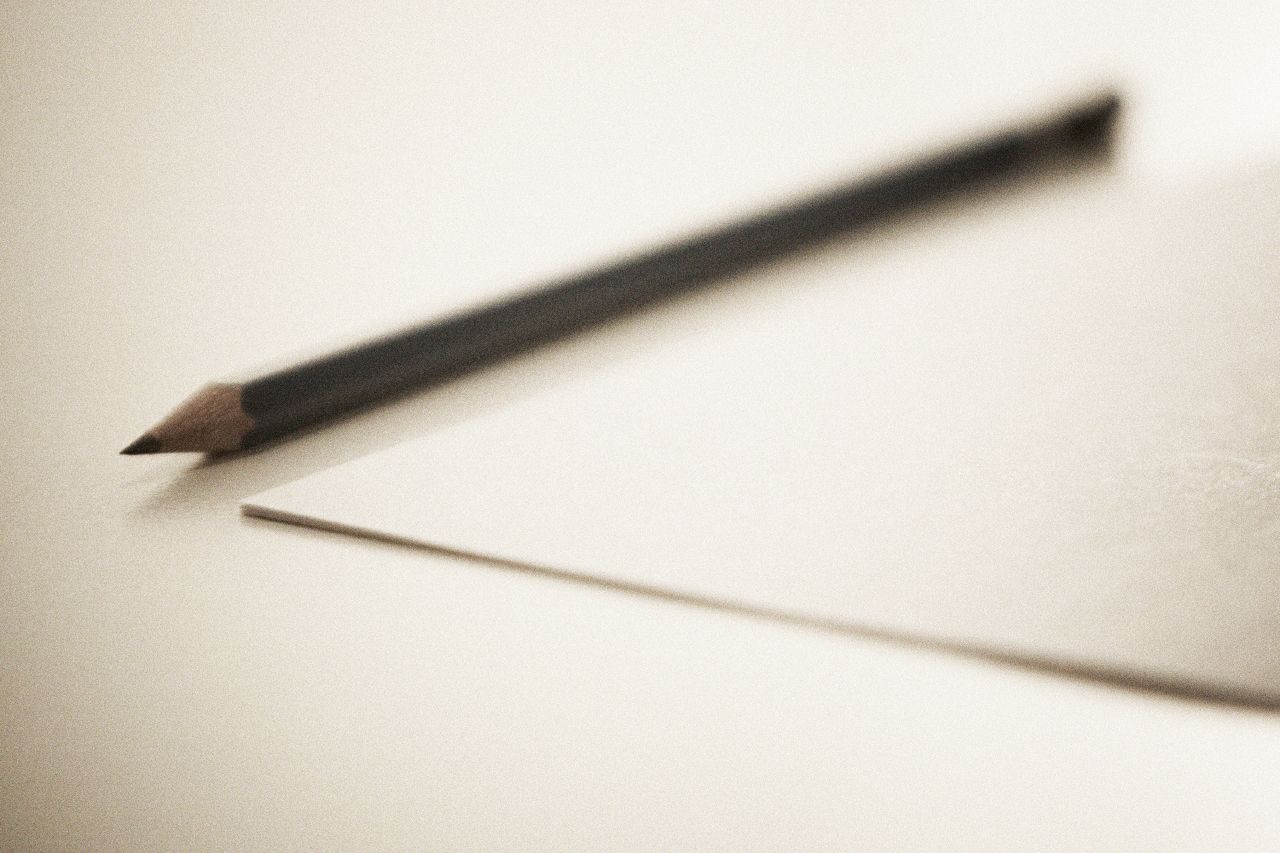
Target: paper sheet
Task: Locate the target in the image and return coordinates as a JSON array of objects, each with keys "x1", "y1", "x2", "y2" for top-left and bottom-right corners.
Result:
[{"x1": 245, "y1": 169, "x2": 1280, "y2": 705}]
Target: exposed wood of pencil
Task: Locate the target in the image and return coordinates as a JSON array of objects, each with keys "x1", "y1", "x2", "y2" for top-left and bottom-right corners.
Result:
[{"x1": 123, "y1": 91, "x2": 1121, "y2": 455}]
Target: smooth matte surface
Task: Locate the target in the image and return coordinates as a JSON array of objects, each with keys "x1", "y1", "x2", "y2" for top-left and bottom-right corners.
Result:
[
  {"x1": 6, "y1": 2, "x2": 1280, "y2": 849},
  {"x1": 247, "y1": 163, "x2": 1280, "y2": 701},
  {"x1": 246, "y1": 164, "x2": 1280, "y2": 706}
]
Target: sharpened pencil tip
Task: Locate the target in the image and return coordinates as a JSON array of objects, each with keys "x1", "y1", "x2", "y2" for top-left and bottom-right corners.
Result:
[{"x1": 121, "y1": 434, "x2": 163, "y2": 455}]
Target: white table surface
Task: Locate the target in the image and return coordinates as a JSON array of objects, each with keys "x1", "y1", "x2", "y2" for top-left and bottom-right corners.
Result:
[{"x1": 5, "y1": 2, "x2": 1280, "y2": 849}]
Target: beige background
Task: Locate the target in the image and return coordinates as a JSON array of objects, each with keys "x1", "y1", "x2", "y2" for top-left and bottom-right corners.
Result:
[{"x1": 5, "y1": 2, "x2": 1280, "y2": 849}]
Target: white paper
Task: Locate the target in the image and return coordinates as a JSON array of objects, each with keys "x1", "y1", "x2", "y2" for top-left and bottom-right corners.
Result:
[{"x1": 246, "y1": 168, "x2": 1280, "y2": 705}]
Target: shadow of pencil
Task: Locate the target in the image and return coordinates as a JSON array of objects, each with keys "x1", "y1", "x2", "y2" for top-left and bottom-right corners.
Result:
[{"x1": 134, "y1": 155, "x2": 1115, "y2": 518}]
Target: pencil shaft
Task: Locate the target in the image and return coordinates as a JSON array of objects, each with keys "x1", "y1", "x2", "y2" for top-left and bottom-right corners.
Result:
[{"x1": 146, "y1": 92, "x2": 1120, "y2": 451}]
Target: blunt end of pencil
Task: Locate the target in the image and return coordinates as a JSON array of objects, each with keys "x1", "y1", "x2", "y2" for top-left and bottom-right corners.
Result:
[
  {"x1": 121, "y1": 434, "x2": 163, "y2": 455},
  {"x1": 1048, "y1": 90, "x2": 1123, "y2": 157},
  {"x1": 1071, "y1": 90, "x2": 1123, "y2": 139}
]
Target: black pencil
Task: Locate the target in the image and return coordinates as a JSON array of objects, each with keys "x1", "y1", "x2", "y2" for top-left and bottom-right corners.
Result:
[{"x1": 122, "y1": 90, "x2": 1120, "y2": 455}]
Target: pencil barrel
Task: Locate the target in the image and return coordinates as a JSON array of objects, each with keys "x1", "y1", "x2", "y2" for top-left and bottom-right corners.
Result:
[{"x1": 240, "y1": 92, "x2": 1119, "y2": 447}]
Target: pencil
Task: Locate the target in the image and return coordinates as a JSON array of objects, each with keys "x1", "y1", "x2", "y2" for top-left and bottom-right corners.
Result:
[{"x1": 123, "y1": 90, "x2": 1120, "y2": 455}]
